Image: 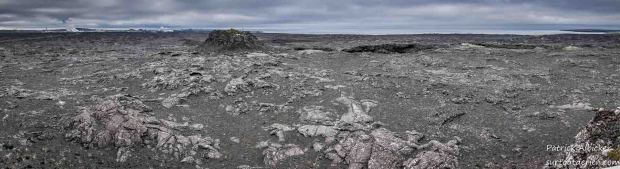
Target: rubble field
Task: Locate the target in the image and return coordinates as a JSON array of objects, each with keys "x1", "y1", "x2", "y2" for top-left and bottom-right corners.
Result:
[{"x1": 1, "y1": 31, "x2": 620, "y2": 168}]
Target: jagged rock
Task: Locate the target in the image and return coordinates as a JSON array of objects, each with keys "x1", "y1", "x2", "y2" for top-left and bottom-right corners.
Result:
[
  {"x1": 367, "y1": 128, "x2": 414, "y2": 169},
  {"x1": 162, "y1": 94, "x2": 183, "y2": 108},
  {"x1": 336, "y1": 96, "x2": 374, "y2": 124},
  {"x1": 224, "y1": 77, "x2": 250, "y2": 95},
  {"x1": 297, "y1": 106, "x2": 336, "y2": 124},
  {"x1": 224, "y1": 77, "x2": 280, "y2": 95},
  {"x1": 250, "y1": 78, "x2": 280, "y2": 90},
  {"x1": 313, "y1": 142, "x2": 325, "y2": 152},
  {"x1": 360, "y1": 100, "x2": 378, "y2": 112},
  {"x1": 295, "y1": 96, "x2": 377, "y2": 141},
  {"x1": 142, "y1": 68, "x2": 216, "y2": 108},
  {"x1": 66, "y1": 95, "x2": 221, "y2": 163},
  {"x1": 264, "y1": 123, "x2": 295, "y2": 142},
  {"x1": 298, "y1": 125, "x2": 338, "y2": 139},
  {"x1": 257, "y1": 103, "x2": 277, "y2": 113},
  {"x1": 403, "y1": 140, "x2": 459, "y2": 169},
  {"x1": 161, "y1": 119, "x2": 189, "y2": 129},
  {"x1": 324, "y1": 127, "x2": 459, "y2": 169},
  {"x1": 291, "y1": 96, "x2": 460, "y2": 169},
  {"x1": 142, "y1": 68, "x2": 213, "y2": 91},
  {"x1": 556, "y1": 107, "x2": 620, "y2": 168},
  {"x1": 256, "y1": 103, "x2": 292, "y2": 114},
  {"x1": 262, "y1": 143, "x2": 305, "y2": 166},
  {"x1": 66, "y1": 95, "x2": 152, "y2": 147},
  {"x1": 326, "y1": 129, "x2": 405, "y2": 169},
  {"x1": 328, "y1": 131, "x2": 374, "y2": 169},
  {"x1": 224, "y1": 99, "x2": 250, "y2": 115}
]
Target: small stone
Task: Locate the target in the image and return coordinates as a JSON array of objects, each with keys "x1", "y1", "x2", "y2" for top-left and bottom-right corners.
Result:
[
  {"x1": 207, "y1": 151, "x2": 223, "y2": 159},
  {"x1": 563, "y1": 46, "x2": 580, "y2": 51},
  {"x1": 224, "y1": 78, "x2": 249, "y2": 95},
  {"x1": 237, "y1": 165, "x2": 251, "y2": 169},
  {"x1": 298, "y1": 125, "x2": 338, "y2": 138},
  {"x1": 181, "y1": 156, "x2": 195, "y2": 163},
  {"x1": 190, "y1": 124, "x2": 204, "y2": 130},
  {"x1": 246, "y1": 52, "x2": 269, "y2": 58},
  {"x1": 313, "y1": 142, "x2": 324, "y2": 152},
  {"x1": 18, "y1": 139, "x2": 30, "y2": 146},
  {"x1": 230, "y1": 137, "x2": 240, "y2": 144},
  {"x1": 262, "y1": 144, "x2": 305, "y2": 166},
  {"x1": 162, "y1": 96, "x2": 181, "y2": 108},
  {"x1": 256, "y1": 141, "x2": 270, "y2": 149},
  {"x1": 264, "y1": 123, "x2": 295, "y2": 142},
  {"x1": 115, "y1": 147, "x2": 131, "y2": 162}
]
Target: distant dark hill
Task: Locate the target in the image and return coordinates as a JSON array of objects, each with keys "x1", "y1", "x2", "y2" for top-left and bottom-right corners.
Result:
[{"x1": 562, "y1": 29, "x2": 620, "y2": 33}]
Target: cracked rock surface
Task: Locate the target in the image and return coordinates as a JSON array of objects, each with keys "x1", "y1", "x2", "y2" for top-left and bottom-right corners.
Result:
[{"x1": 66, "y1": 95, "x2": 222, "y2": 165}]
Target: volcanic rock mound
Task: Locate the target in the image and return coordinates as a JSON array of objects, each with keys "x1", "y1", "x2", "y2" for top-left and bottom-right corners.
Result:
[{"x1": 200, "y1": 29, "x2": 263, "y2": 52}]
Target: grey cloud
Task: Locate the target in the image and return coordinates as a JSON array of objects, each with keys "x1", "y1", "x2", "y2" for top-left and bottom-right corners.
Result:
[{"x1": 0, "y1": 0, "x2": 618, "y2": 32}]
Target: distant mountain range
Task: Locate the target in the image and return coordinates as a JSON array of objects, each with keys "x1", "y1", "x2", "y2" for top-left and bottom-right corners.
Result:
[{"x1": 562, "y1": 29, "x2": 620, "y2": 33}]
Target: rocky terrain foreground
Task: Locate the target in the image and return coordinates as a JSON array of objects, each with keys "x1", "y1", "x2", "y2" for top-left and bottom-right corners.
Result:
[{"x1": 0, "y1": 31, "x2": 619, "y2": 168}]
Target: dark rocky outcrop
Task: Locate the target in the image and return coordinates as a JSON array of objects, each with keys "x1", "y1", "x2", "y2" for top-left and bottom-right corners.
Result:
[
  {"x1": 200, "y1": 29, "x2": 263, "y2": 52},
  {"x1": 555, "y1": 108, "x2": 620, "y2": 168},
  {"x1": 343, "y1": 43, "x2": 436, "y2": 54}
]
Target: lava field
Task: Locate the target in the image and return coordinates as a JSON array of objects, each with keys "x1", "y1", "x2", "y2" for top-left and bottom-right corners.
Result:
[{"x1": 1, "y1": 32, "x2": 620, "y2": 168}]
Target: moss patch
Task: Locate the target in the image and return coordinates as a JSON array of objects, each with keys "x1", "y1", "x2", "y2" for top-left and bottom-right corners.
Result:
[{"x1": 608, "y1": 147, "x2": 620, "y2": 161}]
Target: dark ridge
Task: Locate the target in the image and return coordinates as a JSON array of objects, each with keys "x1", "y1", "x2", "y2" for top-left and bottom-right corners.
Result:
[
  {"x1": 189, "y1": 72, "x2": 202, "y2": 76},
  {"x1": 562, "y1": 29, "x2": 620, "y2": 33},
  {"x1": 292, "y1": 46, "x2": 334, "y2": 51},
  {"x1": 342, "y1": 43, "x2": 436, "y2": 54}
]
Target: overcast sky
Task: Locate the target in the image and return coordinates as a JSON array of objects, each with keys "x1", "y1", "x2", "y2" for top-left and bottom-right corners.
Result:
[{"x1": 0, "y1": 0, "x2": 619, "y2": 33}]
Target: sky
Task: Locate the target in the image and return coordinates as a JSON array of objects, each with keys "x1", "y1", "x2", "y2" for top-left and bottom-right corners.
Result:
[{"x1": 0, "y1": 0, "x2": 619, "y2": 34}]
